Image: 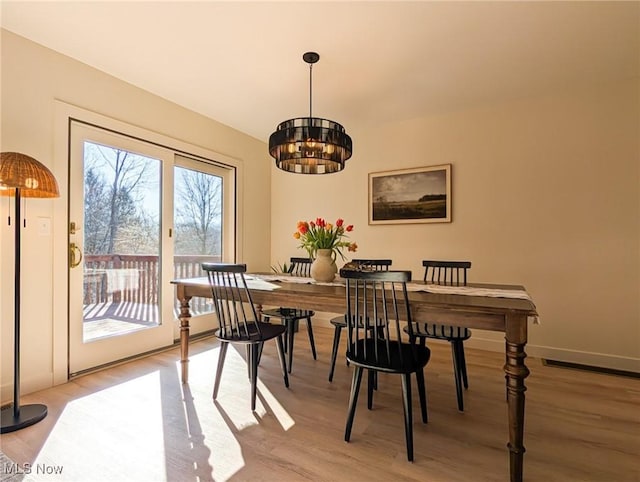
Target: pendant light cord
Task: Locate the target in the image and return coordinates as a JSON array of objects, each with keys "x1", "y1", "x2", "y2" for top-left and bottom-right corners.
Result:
[{"x1": 309, "y1": 63, "x2": 313, "y2": 120}]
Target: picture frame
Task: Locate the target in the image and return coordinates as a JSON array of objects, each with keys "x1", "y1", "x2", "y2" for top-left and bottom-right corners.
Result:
[{"x1": 368, "y1": 164, "x2": 452, "y2": 225}]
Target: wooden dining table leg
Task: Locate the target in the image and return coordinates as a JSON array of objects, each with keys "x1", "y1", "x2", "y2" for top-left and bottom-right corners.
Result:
[
  {"x1": 177, "y1": 284, "x2": 193, "y2": 384},
  {"x1": 504, "y1": 313, "x2": 530, "y2": 482}
]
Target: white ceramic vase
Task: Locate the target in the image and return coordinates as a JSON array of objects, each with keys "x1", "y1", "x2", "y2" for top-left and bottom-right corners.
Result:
[{"x1": 310, "y1": 249, "x2": 337, "y2": 282}]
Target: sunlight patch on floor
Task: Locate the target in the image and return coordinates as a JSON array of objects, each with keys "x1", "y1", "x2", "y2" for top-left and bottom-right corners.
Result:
[
  {"x1": 175, "y1": 343, "x2": 296, "y2": 479},
  {"x1": 32, "y1": 371, "x2": 167, "y2": 481},
  {"x1": 184, "y1": 344, "x2": 295, "y2": 432},
  {"x1": 27, "y1": 342, "x2": 296, "y2": 481},
  {"x1": 175, "y1": 346, "x2": 250, "y2": 481},
  {"x1": 256, "y1": 378, "x2": 295, "y2": 431}
]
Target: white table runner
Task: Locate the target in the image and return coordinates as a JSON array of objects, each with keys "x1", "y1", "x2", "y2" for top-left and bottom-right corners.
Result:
[
  {"x1": 249, "y1": 274, "x2": 344, "y2": 286},
  {"x1": 406, "y1": 282, "x2": 533, "y2": 300},
  {"x1": 250, "y1": 274, "x2": 539, "y2": 323}
]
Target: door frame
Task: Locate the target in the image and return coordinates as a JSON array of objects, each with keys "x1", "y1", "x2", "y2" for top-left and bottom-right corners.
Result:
[{"x1": 52, "y1": 101, "x2": 244, "y2": 384}]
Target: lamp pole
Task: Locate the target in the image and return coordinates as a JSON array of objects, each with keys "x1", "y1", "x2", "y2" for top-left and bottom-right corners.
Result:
[{"x1": 13, "y1": 186, "x2": 22, "y2": 417}]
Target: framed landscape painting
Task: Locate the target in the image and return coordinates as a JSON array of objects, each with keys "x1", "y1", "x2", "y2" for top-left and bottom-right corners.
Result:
[{"x1": 369, "y1": 164, "x2": 451, "y2": 224}]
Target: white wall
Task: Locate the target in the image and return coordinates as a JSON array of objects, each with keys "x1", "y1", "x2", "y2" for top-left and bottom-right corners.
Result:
[
  {"x1": 271, "y1": 78, "x2": 640, "y2": 372},
  {"x1": 0, "y1": 30, "x2": 273, "y2": 400}
]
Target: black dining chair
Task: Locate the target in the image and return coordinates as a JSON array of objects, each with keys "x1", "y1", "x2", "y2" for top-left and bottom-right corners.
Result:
[
  {"x1": 328, "y1": 259, "x2": 392, "y2": 382},
  {"x1": 261, "y1": 257, "x2": 316, "y2": 373},
  {"x1": 341, "y1": 268, "x2": 430, "y2": 462},
  {"x1": 202, "y1": 263, "x2": 289, "y2": 411},
  {"x1": 406, "y1": 260, "x2": 472, "y2": 411}
]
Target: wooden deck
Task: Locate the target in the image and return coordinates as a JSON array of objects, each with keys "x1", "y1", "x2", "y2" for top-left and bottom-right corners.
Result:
[
  {"x1": 81, "y1": 253, "x2": 218, "y2": 341},
  {"x1": 83, "y1": 301, "x2": 211, "y2": 342}
]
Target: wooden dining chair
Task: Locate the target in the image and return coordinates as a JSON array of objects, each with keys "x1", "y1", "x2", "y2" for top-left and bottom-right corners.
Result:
[
  {"x1": 202, "y1": 263, "x2": 289, "y2": 411},
  {"x1": 341, "y1": 268, "x2": 430, "y2": 462},
  {"x1": 406, "y1": 260, "x2": 472, "y2": 411},
  {"x1": 328, "y1": 259, "x2": 392, "y2": 382},
  {"x1": 261, "y1": 257, "x2": 316, "y2": 373}
]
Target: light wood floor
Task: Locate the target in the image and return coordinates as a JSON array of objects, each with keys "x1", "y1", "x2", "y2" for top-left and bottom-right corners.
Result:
[{"x1": 1, "y1": 326, "x2": 638, "y2": 482}]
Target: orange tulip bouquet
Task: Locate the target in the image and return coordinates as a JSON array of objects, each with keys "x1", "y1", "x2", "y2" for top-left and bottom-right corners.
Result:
[{"x1": 294, "y1": 217, "x2": 357, "y2": 260}]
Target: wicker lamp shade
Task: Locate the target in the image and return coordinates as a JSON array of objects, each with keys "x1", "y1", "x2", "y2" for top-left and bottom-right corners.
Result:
[{"x1": 0, "y1": 152, "x2": 59, "y2": 198}]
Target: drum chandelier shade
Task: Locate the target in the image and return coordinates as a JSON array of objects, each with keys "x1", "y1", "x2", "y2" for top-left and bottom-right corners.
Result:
[{"x1": 269, "y1": 52, "x2": 352, "y2": 174}]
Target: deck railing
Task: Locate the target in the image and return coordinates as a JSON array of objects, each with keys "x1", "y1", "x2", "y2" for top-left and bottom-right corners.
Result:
[{"x1": 83, "y1": 254, "x2": 221, "y2": 316}]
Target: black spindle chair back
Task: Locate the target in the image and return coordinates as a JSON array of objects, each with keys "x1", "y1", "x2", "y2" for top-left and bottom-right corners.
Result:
[
  {"x1": 343, "y1": 270, "x2": 414, "y2": 369},
  {"x1": 410, "y1": 259, "x2": 473, "y2": 411},
  {"x1": 202, "y1": 263, "x2": 289, "y2": 410},
  {"x1": 328, "y1": 258, "x2": 393, "y2": 381},
  {"x1": 288, "y1": 257, "x2": 313, "y2": 277},
  {"x1": 204, "y1": 263, "x2": 260, "y2": 341},
  {"x1": 340, "y1": 268, "x2": 430, "y2": 462},
  {"x1": 349, "y1": 258, "x2": 392, "y2": 271},
  {"x1": 423, "y1": 260, "x2": 470, "y2": 285}
]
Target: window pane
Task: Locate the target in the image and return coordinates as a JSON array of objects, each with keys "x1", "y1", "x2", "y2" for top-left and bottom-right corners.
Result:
[
  {"x1": 82, "y1": 141, "x2": 161, "y2": 342},
  {"x1": 173, "y1": 165, "x2": 223, "y2": 316}
]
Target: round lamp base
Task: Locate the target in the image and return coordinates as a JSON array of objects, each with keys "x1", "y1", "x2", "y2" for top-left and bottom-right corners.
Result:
[{"x1": 1, "y1": 403, "x2": 48, "y2": 433}]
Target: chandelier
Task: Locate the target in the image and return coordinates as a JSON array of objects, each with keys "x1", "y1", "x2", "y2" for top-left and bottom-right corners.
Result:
[{"x1": 269, "y1": 52, "x2": 353, "y2": 174}]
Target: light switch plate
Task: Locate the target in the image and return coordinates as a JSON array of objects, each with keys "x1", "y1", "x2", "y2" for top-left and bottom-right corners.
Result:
[{"x1": 37, "y1": 216, "x2": 51, "y2": 236}]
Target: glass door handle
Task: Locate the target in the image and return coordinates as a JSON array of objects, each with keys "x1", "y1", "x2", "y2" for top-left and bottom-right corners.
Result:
[{"x1": 69, "y1": 242, "x2": 83, "y2": 268}]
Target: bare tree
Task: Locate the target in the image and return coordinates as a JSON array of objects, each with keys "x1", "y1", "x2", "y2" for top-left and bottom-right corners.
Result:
[
  {"x1": 83, "y1": 145, "x2": 220, "y2": 258},
  {"x1": 84, "y1": 167, "x2": 109, "y2": 254},
  {"x1": 175, "y1": 169, "x2": 222, "y2": 255},
  {"x1": 84, "y1": 143, "x2": 154, "y2": 254}
]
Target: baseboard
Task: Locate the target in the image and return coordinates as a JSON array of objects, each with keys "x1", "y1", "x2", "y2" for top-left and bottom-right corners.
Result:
[
  {"x1": 446, "y1": 335, "x2": 640, "y2": 374},
  {"x1": 541, "y1": 359, "x2": 639, "y2": 379},
  {"x1": 527, "y1": 345, "x2": 640, "y2": 374}
]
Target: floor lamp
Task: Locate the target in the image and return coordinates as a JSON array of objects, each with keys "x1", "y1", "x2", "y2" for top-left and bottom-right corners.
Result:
[{"x1": 0, "y1": 152, "x2": 59, "y2": 433}]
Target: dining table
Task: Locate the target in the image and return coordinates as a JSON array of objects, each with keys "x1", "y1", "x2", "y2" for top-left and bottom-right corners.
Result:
[{"x1": 171, "y1": 273, "x2": 538, "y2": 482}]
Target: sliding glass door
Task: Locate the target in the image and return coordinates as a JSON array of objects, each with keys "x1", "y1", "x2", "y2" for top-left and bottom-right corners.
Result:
[{"x1": 68, "y1": 121, "x2": 234, "y2": 374}]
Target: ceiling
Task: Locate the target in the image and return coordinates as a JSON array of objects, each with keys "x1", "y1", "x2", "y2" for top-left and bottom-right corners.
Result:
[{"x1": 1, "y1": 1, "x2": 638, "y2": 142}]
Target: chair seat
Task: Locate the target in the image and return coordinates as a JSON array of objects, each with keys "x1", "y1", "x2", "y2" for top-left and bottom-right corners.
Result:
[
  {"x1": 411, "y1": 323, "x2": 471, "y2": 341},
  {"x1": 347, "y1": 339, "x2": 431, "y2": 374},
  {"x1": 216, "y1": 321, "x2": 286, "y2": 344},
  {"x1": 262, "y1": 307, "x2": 315, "y2": 320},
  {"x1": 330, "y1": 315, "x2": 384, "y2": 328}
]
